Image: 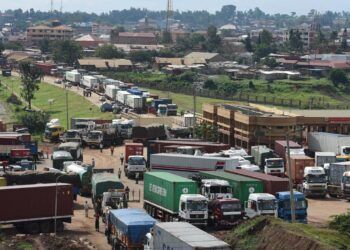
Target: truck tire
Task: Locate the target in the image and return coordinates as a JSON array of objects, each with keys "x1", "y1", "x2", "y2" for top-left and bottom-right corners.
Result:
[
  {"x1": 40, "y1": 221, "x2": 52, "y2": 233},
  {"x1": 24, "y1": 222, "x2": 40, "y2": 234}
]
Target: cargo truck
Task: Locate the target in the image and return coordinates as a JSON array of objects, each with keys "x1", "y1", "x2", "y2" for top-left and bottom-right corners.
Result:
[
  {"x1": 124, "y1": 143, "x2": 146, "y2": 178},
  {"x1": 300, "y1": 167, "x2": 327, "y2": 198},
  {"x1": 105, "y1": 85, "x2": 119, "y2": 101},
  {"x1": 314, "y1": 152, "x2": 336, "y2": 167},
  {"x1": 58, "y1": 142, "x2": 83, "y2": 161},
  {"x1": 285, "y1": 155, "x2": 315, "y2": 185},
  {"x1": 64, "y1": 163, "x2": 92, "y2": 195},
  {"x1": 308, "y1": 132, "x2": 350, "y2": 157},
  {"x1": 274, "y1": 140, "x2": 302, "y2": 161},
  {"x1": 275, "y1": 191, "x2": 308, "y2": 223},
  {"x1": 208, "y1": 198, "x2": 244, "y2": 228},
  {"x1": 126, "y1": 95, "x2": 143, "y2": 110},
  {"x1": 327, "y1": 162, "x2": 350, "y2": 200},
  {"x1": 0, "y1": 183, "x2": 73, "y2": 234},
  {"x1": 144, "y1": 222, "x2": 231, "y2": 250},
  {"x1": 151, "y1": 153, "x2": 239, "y2": 178},
  {"x1": 132, "y1": 125, "x2": 167, "y2": 144},
  {"x1": 225, "y1": 169, "x2": 289, "y2": 195},
  {"x1": 244, "y1": 193, "x2": 277, "y2": 218},
  {"x1": 65, "y1": 71, "x2": 81, "y2": 85},
  {"x1": 199, "y1": 179, "x2": 233, "y2": 200},
  {"x1": 144, "y1": 172, "x2": 208, "y2": 226},
  {"x1": 198, "y1": 171, "x2": 264, "y2": 204},
  {"x1": 251, "y1": 145, "x2": 274, "y2": 168},
  {"x1": 81, "y1": 75, "x2": 98, "y2": 89},
  {"x1": 117, "y1": 90, "x2": 130, "y2": 105},
  {"x1": 106, "y1": 208, "x2": 156, "y2": 250},
  {"x1": 52, "y1": 151, "x2": 74, "y2": 170},
  {"x1": 264, "y1": 158, "x2": 285, "y2": 176}
]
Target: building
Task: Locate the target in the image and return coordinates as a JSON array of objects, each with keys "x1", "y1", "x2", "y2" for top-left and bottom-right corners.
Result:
[
  {"x1": 283, "y1": 23, "x2": 317, "y2": 50},
  {"x1": 184, "y1": 52, "x2": 224, "y2": 65},
  {"x1": 26, "y1": 24, "x2": 73, "y2": 44},
  {"x1": 202, "y1": 103, "x2": 350, "y2": 151},
  {"x1": 110, "y1": 31, "x2": 157, "y2": 45},
  {"x1": 75, "y1": 34, "x2": 104, "y2": 48},
  {"x1": 78, "y1": 58, "x2": 133, "y2": 71}
]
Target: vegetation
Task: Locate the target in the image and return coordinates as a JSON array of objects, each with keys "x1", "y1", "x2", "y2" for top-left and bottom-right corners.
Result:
[
  {"x1": 329, "y1": 210, "x2": 350, "y2": 235},
  {"x1": 17, "y1": 111, "x2": 50, "y2": 133},
  {"x1": 19, "y1": 61, "x2": 43, "y2": 110},
  {"x1": 52, "y1": 40, "x2": 83, "y2": 66},
  {"x1": 95, "y1": 44, "x2": 125, "y2": 59},
  {"x1": 195, "y1": 122, "x2": 219, "y2": 142},
  {"x1": 329, "y1": 69, "x2": 349, "y2": 87}
]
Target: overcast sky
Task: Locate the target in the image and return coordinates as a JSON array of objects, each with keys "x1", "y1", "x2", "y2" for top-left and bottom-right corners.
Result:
[{"x1": 1, "y1": 0, "x2": 350, "y2": 15}]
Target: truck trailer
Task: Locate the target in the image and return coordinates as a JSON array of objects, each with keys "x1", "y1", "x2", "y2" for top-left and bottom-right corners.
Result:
[
  {"x1": 126, "y1": 95, "x2": 143, "y2": 110},
  {"x1": 81, "y1": 75, "x2": 98, "y2": 89},
  {"x1": 105, "y1": 85, "x2": 119, "y2": 101},
  {"x1": 65, "y1": 71, "x2": 81, "y2": 85},
  {"x1": 327, "y1": 162, "x2": 350, "y2": 200},
  {"x1": 308, "y1": 132, "x2": 350, "y2": 156},
  {"x1": 0, "y1": 183, "x2": 73, "y2": 234},
  {"x1": 285, "y1": 155, "x2": 315, "y2": 184}
]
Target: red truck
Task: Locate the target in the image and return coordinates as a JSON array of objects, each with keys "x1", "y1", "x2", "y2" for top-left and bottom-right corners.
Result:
[
  {"x1": 208, "y1": 198, "x2": 244, "y2": 228},
  {"x1": 274, "y1": 140, "x2": 302, "y2": 162},
  {"x1": 0, "y1": 183, "x2": 73, "y2": 234},
  {"x1": 124, "y1": 143, "x2": 143, "y2": 167},
  {"x1": 10, "y1": 149, "x2": 31, "y2": 161},
  {"x1": 285, "y1": 155, "x2": 315, "y2": 184}
]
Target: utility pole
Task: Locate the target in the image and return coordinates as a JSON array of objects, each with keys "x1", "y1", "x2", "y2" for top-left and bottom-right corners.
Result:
[
  {"x1": 50, "y1": 0, "x2": 54, "y2": 12},
  {"x1": 60, "y1": 0, "x2": 63, "y2": 13},
  {"x1": 66, "y1": 90, "x2": 69, "y2": 129},
  {"x1": 286, "y1": 131, "x2": 296, "y2": 223},
  {"x1": 192, "y1": 82, "x2": 197, "y2": 138}
]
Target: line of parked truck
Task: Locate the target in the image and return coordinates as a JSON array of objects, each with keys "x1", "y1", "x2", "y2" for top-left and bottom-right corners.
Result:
[{"x1": 64, "y1": 70, "x2": 178, "y2": 116}]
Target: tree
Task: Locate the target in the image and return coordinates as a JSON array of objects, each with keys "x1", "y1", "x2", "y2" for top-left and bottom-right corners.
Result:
[
  {"x1": 259, "y1": 29, "x2": 273, "y2": 45},
  {"x1": 329, "y1": 69, "x2": 348, "y2": 87},
  {"x1": 39, "y1": 39, "x2": 51, "y2": 54},
  {"x1": 203, "y1": 79, "x2": 217, "y2": 90},
  {"x1": 95, "y1": 44, "x2": 125, "y2": 59},
  {"x1": 19, "y1": 61, "x2": 43, "y2": 109},
  {"x1": 17, "y1": 111, "x2": 50, "y2": 133},
  {"x1": 129, "y1": 50, "x2": 156, "y2": 63},
  {"x1": 263, "y1": 57, "x2": 279, "y2": 68},
  {"x1": 243, "y1": 34, "x2": 253, "y2": 52},
  {"x1": 52, "y1": 40, "x2": 82, "y2": 66},
  {"x1": 289, "y1": 30, "x2": 303, "y2": 53},
  {"x1": 161, "y1": 30, "x2": 173, "y2": 44},
  {"x1": 206, "y1": 25, "x2": 221, "y2": 52}
]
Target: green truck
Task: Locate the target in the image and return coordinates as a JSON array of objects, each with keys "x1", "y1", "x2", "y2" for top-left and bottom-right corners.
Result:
[
  {"x1": 144, "y1": 172, "x2": 208, "y2": 226},
  {"x1": 198, "y1": 171, "x2": 263, "y2": 204},
  {"x1": 92, "y1": 173, "x2": 124, "y2": 199}
]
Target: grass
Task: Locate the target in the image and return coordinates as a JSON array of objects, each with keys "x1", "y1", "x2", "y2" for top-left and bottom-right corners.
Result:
[
  {"x1": 17, "y1": 242, "x2": 33, "y2": 250},
  {"x1": 0, "y1": 76, "x2": 114, "y2": 129}
]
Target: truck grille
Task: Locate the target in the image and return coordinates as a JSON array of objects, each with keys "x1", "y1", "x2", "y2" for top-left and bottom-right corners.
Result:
[{"x1": 190, "y1": 214, "x2": 205, "y2": 219}]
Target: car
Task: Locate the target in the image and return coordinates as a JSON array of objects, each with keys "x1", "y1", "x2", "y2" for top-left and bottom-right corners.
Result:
[{"x1": 54, "y1": 79, "x2": 62, "y2": 84}]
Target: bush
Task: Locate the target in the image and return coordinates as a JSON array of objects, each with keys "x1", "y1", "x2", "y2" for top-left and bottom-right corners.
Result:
[
  {"x1": 329, "y1": 69, "x2": 348, "y2": 87},
  {"x1": 329, "y1": 211, "x2": 350, "y2": 234},
  {"x1": 6, "y1": 94, "x2": 22, "y2": 105},
  {"x1": 17, "y1": 111, "x2": 50, "y2": 133}
]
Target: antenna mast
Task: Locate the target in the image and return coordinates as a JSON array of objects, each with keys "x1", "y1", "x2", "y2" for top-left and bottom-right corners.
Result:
[
  {"x1": 51, "y1": 0, "x2": 54, "y2": 12},
  {"x1": 166, "y1": 0, "x2": 173, "y2": 32}
]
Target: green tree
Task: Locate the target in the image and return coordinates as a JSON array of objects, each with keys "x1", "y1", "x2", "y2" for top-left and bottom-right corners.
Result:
[
  {"x1": 206, "y1": 25, "x2": 221, "y2": 52},
  {"x1": 289, "y1": 30, "x2": 304, "y2": 53},
  {"x1": 161, "y1": 30, "x2": 173, "y2": 44},
  {"x1": 4, "y1": 42, "x2": 23, "y2": 51},
  {"x1": 329, "y1": 69, "x2": 348, "y2": 87},
  {"x1": 263, "y1": 57, "x2": 279, "y2": 68},
  {"x1": 329, "y1": 211, "x2": 350, "y2": 234},
  {"x1": 95, "y1": 44, "x2": 125, "y2": 59},
  {"x1": 259, "y1": 29, "x2": 273, "y2": 45},
  {"x1": 203, "y1": 79, "x2": 217, "y2": 90},
  {"x1": 243, "y1": 34, "x2": 253, "y2": 52},
  {"x1": 129, "y1": 50, "x2": 156, "y2": 63},
  {"x1": 19, "y1": 61, "x2": 43, "y2": 109},
  {"x1": 17, "y1": 111, "x2": 50, "y2": 133},
  {"x1": 39, "y1": 39, "x2": 51, "y2": 54},
  {"x1": 52, "y1": 40, "x2": 82, "y2": 66}
]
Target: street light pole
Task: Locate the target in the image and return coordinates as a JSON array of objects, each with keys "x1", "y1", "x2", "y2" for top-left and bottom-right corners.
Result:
[
  {"x1": 54, "y1": 175, "x2": 65, "y2": 236},
  {"x1": 286, "y1": 131, "x2": 296, "y2": 223}
]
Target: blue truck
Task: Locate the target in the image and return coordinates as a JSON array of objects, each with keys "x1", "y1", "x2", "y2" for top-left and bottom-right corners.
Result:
[
  {"x1": 106, "y1": 208, "x2": 156, "y2": 250},
  {"x1": 127, "y1": 89, "x2": 143, "y2": 96},
  {"x1": 275, "y1": 191, "x2": 308, "y2": 223}
]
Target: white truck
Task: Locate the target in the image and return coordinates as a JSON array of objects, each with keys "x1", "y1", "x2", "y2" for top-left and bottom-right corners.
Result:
[
  {"x1": 126, "y1": 95, "x2": 143, "y2": 110},
  {"x1": 199, "y1": 179, "x2": 233, "y2": 200},
  {"x1": 150, "y1": 153, "x2": 240, "y2": 178},
  {"x1": 244, "y1": 193, "x2": 277, "y2": 219},
  {"x1": 116, "y1": 91, "x2": 130, "y2": 105},
  {"x1": 144, "y1": 222, "x2": 231, "y2": 250},
  {"x1": 81, "y1": 75, "x2": 98, "y2": 89},
  {"x1": 264, "y1": 158, "x2": 284, "y2": 177},
  {"x1": 314, "y1": 152, "x2": 336, "y2": 167},
  {"x1": 301, "y1": 167, "x2": 327, "y2": 198},
  {"x1": 327, "y1": 162, "x2": 350, "y2": 200},
  {"x1": 308, "y1": 132, "x2": 350, "y2": 156},
  {"x1": 125, "y1": 155, "x2": 147, "y2": 178},
  {"x1": 65, "y1": 71, "x2": 81, "y2": 85},
  {"x1": 105, "y1": 85, "x2": 119, "y2": 101}
]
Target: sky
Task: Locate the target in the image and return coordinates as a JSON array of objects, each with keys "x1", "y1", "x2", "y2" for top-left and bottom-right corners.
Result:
[{"x1": 1, "y1": 0, "x2": 350, "y2": 15}]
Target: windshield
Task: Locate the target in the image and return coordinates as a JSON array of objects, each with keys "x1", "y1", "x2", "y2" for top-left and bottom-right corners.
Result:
[
  {"x1": 121, "y1": 124, "x2": 132, "y2": 129},
  {"x1": 76, "y1": 124, "x2": 88, "y2": 129},
  {"x1": 129, "y1": 157, "x2": 145, "y2": 165},
  {"x1": 306, "y1": 174, "x2": 326, "y2": 183},
  {"x1": 266, "y1": 159, "x2": 284, "y2": 168},
  {"x1": 67, "y1": 131, "x2": 79, "y2": 137},
  {"x1": 210, "y1": 186, "x2": 232, "y2": 194},
  {"x1": 221, "y1": 202, "x2": 241, "y2": 212},
  {"x1": 283, "y1": 200, "x2": 307, "y2": 210},
  {"x1": 187, "y1": 201, "x2": 207, "y2": 211},
  {"x1": 343, "y1": 147, "x2": 350, "y2": 155},
  {"x1": 342, "y1": 176, "x2": 350, "y2": 184},
  {"x1": 258, "y1": 199, "x2": 276, "y2": 210}
]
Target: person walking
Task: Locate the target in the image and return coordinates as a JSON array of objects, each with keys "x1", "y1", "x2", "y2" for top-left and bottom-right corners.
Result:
[
  {"x1": 91, "y1": 158, "x2": 95, "y2": 168},
  {"x1": 95, "y1": 213, "x2": 100, "y2": 232},
  {"x1": 118, "y1": 168, "x2": 122, "y2": 179},
  {"x1": 125, "y1": 186, "x2": 130, "y2": 201},
  {"x1": 99, "y1": 143, "x2": 103, "y2": 153},
  {"x1": 110, "y1": 146, "x2": 114, "y2": 156},
  {"x1": 120, "y1": 153, "x2": 124, "y2": 165},
  {"x1": 135, "y1": 172, "x2": 139, "y2": 184},
  {"x1": 84, "y1": 201, "x2": 89, "y2": 218}
]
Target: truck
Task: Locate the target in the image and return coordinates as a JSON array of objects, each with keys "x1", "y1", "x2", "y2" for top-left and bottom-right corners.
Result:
[
  {"x1": 0, "y1": 183, "x2": 73, "y2": 234},
  {"x1": 301, "y1": 167, "x2": 327, "y2": 198},
  {"x1": 285, "y1": 155, "x2": 315, "y2": 184},
  {"x1": 124, "y1": 143, "x2": 145, "y2": 177},
  {"x1": 158, "y1": 104, "x2": 167, "y2": 116},
  {"x1": 64, "y1": 162, "x2": 92, "y2": 196},
  {"x1": 308, "y1": 132, "x2": 350, "y2": 156},
  {"x1": 52, "y1": 151, "x2": 74, "y2": 170},
  {"x1": 106, "y1": 208, "x2": 156, "y2": 250},
  {"x1": 82, "y1": 130, "x2": 103, "y2": 148},
  {"x1": 126, "y1": 95, "x2": 143, "y2": 110},
  {"x1": 144, "y1": 172, "x2": 208, "y2": 226},
  {"x1": 132, "y1": 125, "x2": 167, "y2": 144},
  {"x1": 207, "y1": 198, "x2": 243, "y2": 228},
  {"x1": 198, "y1": 171, "x2": 264, "y2": 204},
  {"x1": 199, "y1": 179, "x2": 233, "y2": 200},
  {"x1": 166, "y1": 104, "x2": 178, "y2": 116},
  {"x1": 144, "y1": 222, "x2": 231, "y2": 250},
  {"x1": 314, "y1": 152, "x2": 336, "y2": 167},
  {"x1": 152, "y1": 99, "x2": 172, "y2": 111},
  {"x1": 151, "y1": 153, "x2": 239, "y2": 178},
  {"x1": 105, "y1": 85, "x2": 119, "y2": 101},
  {"x1": 275, "y1": 191, "x2": 308, "y2": 223},
  {"x1": 59, "y1": 130, "x2": 82, "y2": 143},
  {"x1": 327, "y1": 162, "x2": 350, "y2": 200},
  {"x1": 244, "y1": 193, "x2": 277, "y2": 219},
  {"x1": 117, "y1": 90, "x2": 130, "y2": 105},
  {"x1": 45, "y1": 124, "x2": 65, "y2": 141},
  {"x1": 264, "y1": 158, "x2": 285, "y2": 177},
  {"x1": 274, "y1": 140, "x2": 302, "y2": 161},
  {"x1": 81, "y1": 75, "x2": 98, "y2": 89},
  {"x1": 65, "y1": 71, "x2": 81, "y2": 85},
  {"x1": 225, "y1": 169, "x2": 289, "y2": 195},
  {"x1": 125, "y1": 155, "x2": 146, "y2": 179},
  {"x1": 58, "y1": 142, "x2": 83, "y2": 161},
  {"x1": 251, "y1": 145, "x2": 274, "y2": 168}
]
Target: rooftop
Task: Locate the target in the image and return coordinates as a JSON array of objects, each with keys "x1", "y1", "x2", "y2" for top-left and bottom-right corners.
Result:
[{"x1": 118, "y1": 32, "x2": 156, "y2": 38}]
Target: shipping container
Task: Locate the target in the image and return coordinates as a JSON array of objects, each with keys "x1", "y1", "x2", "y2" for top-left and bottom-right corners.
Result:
[
  {"x1": 151, "y1": 153, "x2": 239, "y2": 178},
  {"x1": 328, "y1": 162, "x2": 350, "y2": 186},
  {"x1": 0, "y1": 183, "x2": 73, "y2": 224},
  {"x1": 105, "y1": 85, "x2": 119, "y2": 101},
  {"x1": 34, "y1": 62, "x2": 57, "y2": 75},
  {"x1": 65, "y1": 71, "x2": 81, "y2": 84},
  {"x1": 308, "y1": 132, "x2": 350, "y2": 155},
  {"x1": 125, "y1": 143, "x2": 144, "y2": 165},
  {"x1": 274, "y1": 140, "x2": 301, "y2": 161},
  {"x1": 144, "y1": 172, "x2": 197, "y2": 213},
  {"x1": 116, "y1": 90, "x2": 130, "y2": 104},
  {"x1": 126, "y1": 95, "x2": 143, "y2": 109},
  {"x1": 81, "y1": 75, "x2": 98, "y2": 89},
  {"x1": 286, "y1": 155, "x2": 314, "y2": 184},
  {"x1": 127, "y1": 89, "x2": 143, "y2": 96},
  {"x1": 91, "y1": 173, "x2": 124, "y2": 199},
  {"x1": 225, "y1": 169, "x2": 290, "y2": 194},
  {"x1": 314, "y1": 152, "x2": 336, "y2": 167},
  {"x1": 198, "y1": 171, "x2": 263, "y2": 203},
  {"x1": 132, "y1": 125, "x2": 167, "y2": 144},
  {"x1": 251, "y1": 145, "x2": 274, "y2": 167}
]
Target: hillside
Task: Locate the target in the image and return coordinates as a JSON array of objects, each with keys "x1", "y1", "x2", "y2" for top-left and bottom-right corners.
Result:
[{"x1": 223, "y1": 217, "x2": 350, "y2": 250}]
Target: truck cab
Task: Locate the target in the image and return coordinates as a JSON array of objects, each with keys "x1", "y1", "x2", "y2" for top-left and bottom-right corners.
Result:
[
  {"x1": 244, "y1": 193, "x2": 277, "y2": 219},
  {"x1": 45, "y1": 124, "x2": 64, "y2": 141},
  {"x1": 101, "y1": 190, "x2": 127, "y2": 222},
  {"x1": 264, "y1": 158, "x2": 284, "y2": 177},
  {"x1": 157, "y1": 104, "x2": 167, "y2": 116},
  {"x1": 340, "y1": 146, "x2": 350, "y2": 157},
  {"x1": 302, "y1": 167, "x2": 327, "y2": 198},
  {"x1": 83, "y1": 130, "x2": 103, "y2": 148},
  {"x1": 178, "y1": 194, "x2": 208, "y2": 226},
  {"x1": 275, "y1": 191, "x2": 308, "y2": 224},
  {"x1": 60, "y1": 130, "x2": 81, "y2": 143},
  {"x1": 208, "y1": 198, "x2": 243, "y2": 227},
  {"x1": 200, "y1": 179, "x2": 233, "y2": 200},
  {"x1": 125, "y1": 155, "x2": 146, "y2": 178},
  {"x1": 342, "y1": 171, "x2": 350, "y2": 200}
]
